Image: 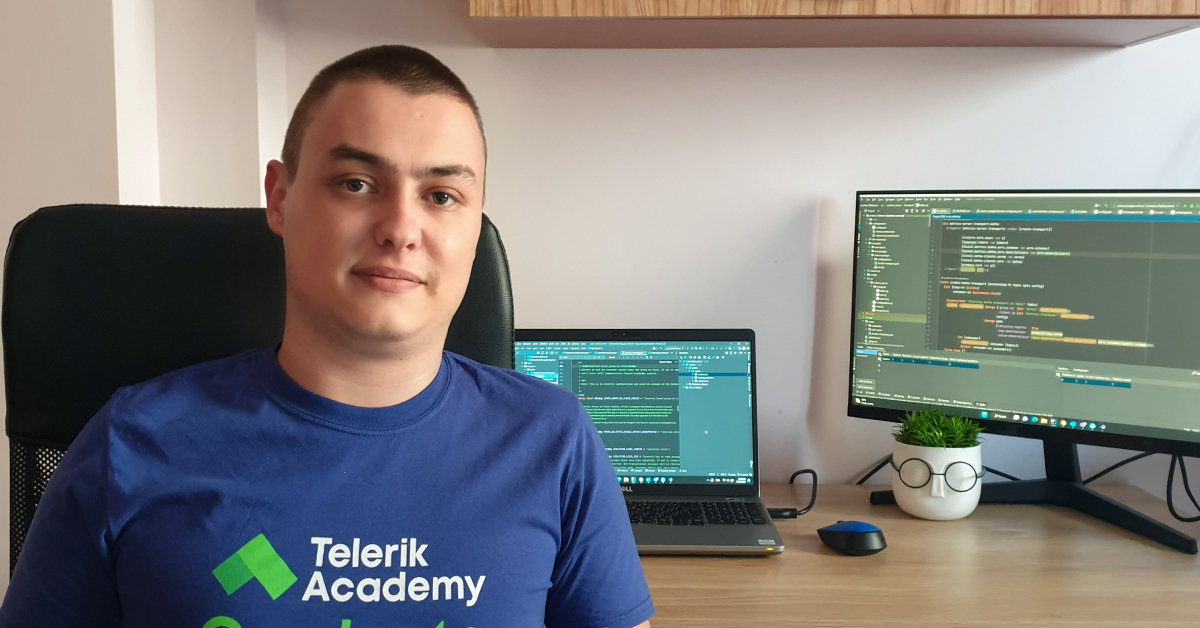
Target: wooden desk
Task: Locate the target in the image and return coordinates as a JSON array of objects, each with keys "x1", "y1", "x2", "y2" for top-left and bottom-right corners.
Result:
[{"x1": 640, "y1": 484, "x2": 1200, "y2": 627}]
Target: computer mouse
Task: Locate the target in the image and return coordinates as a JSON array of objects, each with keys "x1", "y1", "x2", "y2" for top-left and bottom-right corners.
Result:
[{"x1": 817, "y1": 520, "x2": 886, "y2": 556}]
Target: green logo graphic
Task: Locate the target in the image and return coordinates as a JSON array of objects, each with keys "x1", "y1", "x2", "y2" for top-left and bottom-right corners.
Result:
[{"x1": 213, "y1": 534, "x2": 298, "y2": 600}]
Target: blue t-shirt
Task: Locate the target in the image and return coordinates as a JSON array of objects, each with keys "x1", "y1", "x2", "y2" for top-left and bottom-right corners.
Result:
[{"x1": 0, "y1": 349, "x2": 653, "y2": 628}]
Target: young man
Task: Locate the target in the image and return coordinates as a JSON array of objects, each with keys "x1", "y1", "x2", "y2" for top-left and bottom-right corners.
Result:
[{"x1": 0, "y1": 46, "x2": 653, "y2": 628}]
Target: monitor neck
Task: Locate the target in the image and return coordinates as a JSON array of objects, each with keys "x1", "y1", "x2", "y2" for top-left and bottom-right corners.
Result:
[{"x1": 1043, "y1": 440, "x2": 1083, "y2": 483}]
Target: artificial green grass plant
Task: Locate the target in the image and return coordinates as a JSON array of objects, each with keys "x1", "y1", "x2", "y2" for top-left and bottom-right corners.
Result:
[{"x1": 894, "y1": 409, "x2": 983, "y2": 448}]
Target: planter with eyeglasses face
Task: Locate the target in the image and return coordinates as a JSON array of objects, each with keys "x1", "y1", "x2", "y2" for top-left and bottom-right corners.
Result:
[{"x1": 891, "y1": 441, "x2": 983, "y2": 521}]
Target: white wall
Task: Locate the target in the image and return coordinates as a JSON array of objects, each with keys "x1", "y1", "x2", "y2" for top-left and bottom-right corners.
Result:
[
  {"x1": 256, "y1": 0, "x2": 288, "y2": 207},
  {"x1": 0, "y1": 0, "x2": 122, "y2": 594},
  {"x1": 155, "y1": 0, "x2": 261, "y2": 207},
  {"x1": 0, "y1": 1, "x2": 120, "y2": 211},
  {"x1": 282, "y1": 0, "x2": 1200, "y2": 496},
  {"x1": 113, "y1": 0, "x2": 161, "y2": 205}
]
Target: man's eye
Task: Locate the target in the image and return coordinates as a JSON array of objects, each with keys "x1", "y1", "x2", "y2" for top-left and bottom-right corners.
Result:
[
  {"x1": 430, "y1": 191, "x2": 454, "y2": 206},
  {"x1": 343, "y1": 179, "x2": 369, "y2": 194}
]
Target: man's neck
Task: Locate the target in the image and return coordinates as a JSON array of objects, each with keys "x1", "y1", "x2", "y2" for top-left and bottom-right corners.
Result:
[{"x1": 275, "y1": 319, "x2": 445, "y2": 409}]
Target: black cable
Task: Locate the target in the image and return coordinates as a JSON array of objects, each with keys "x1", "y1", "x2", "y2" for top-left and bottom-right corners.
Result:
[
  {"x1": 769, "y1": 469, "x2": 817, "y2": 518},
  {"x1": 1168, "y1": 455, "x2": 1200, "y2": 523},
  {"x1": 1076, "y1": 450, "x2": 1200, "y2": 524},
  {"x1": 1082, "y1": 452, "x2": 1154, "y2": 485},
  {"x1": 1178, "y1": 457, "x2": 1200, "y2": 509},
  {"x1": 983, "y1": 467, "x2": 1022, "y2": 482},
  {"x1": 855, "y1": 455, "x2": 892, "y2": 485},
  {"x1": 1093, "y1": 452, "x2": 1200, "y2": 523}
]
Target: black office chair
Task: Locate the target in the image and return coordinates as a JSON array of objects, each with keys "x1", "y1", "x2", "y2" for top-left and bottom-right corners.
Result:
[{"x1": 2, "y1": 204, "x2": 514, "y2": 573}]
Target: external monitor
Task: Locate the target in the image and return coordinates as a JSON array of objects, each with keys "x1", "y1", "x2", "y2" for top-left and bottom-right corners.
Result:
[{"x1": 849, "y1": 190, "x2": 1200, "y2": 553}]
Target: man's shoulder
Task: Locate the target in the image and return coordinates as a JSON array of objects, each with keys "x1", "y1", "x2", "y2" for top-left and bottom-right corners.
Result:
[
  {"x1": 443, "y1": 351, "x2": 583, "y2": 416},
  {"x1": 60, "y1": 349, "x2": 267, "y2": 475},
  {"x1": 106, "y1": 349, "x2": 265, "y2": 419}
]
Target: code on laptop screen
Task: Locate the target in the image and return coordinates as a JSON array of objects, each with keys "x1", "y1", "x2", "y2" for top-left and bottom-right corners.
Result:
[{"x1": 515, "y1": 340, "x2": 754, "y2": 486}]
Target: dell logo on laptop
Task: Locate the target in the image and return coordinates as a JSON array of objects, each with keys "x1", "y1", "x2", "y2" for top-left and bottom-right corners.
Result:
[{"x1": 622, "y1": 485, "x2": 633, "y2": 493}]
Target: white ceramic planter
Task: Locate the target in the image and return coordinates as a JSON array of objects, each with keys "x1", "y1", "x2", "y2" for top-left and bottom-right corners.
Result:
[{"x1": 892, "y1": 440, "x2": 982, "y2": 521}]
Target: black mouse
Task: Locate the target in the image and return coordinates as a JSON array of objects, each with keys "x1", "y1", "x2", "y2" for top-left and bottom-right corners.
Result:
[{"x1": 817, "y1": 520, "x2": 886, "y2": 556}]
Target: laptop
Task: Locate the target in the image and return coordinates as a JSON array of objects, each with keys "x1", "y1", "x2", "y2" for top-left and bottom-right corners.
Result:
[{"x1": 514, "y1": 329, "x2": 784, "y2": 555}]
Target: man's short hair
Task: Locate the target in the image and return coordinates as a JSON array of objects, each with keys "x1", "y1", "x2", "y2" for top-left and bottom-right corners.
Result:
[{"x1": 281, "y1": 45, "x2": 485, "y2": 181}]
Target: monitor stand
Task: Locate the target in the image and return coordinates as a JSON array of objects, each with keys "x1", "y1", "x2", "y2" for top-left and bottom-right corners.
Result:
[{"x1": 869, "y1": 440, "x2": 1198, "y2": 554}]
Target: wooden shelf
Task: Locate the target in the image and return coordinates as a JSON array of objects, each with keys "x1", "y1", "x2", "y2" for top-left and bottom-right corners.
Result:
[
  {"x1": 470, "y1": 1, "x2": 1200, "y2": 48},
  {"x1": 472, "y1": 0, "x2": 1200, "y2": 18}
]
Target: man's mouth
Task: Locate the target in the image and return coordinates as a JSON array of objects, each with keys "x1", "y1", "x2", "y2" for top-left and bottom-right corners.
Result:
[{"x1": 351, "y1": 266, "x2": 425, "y2": 293}]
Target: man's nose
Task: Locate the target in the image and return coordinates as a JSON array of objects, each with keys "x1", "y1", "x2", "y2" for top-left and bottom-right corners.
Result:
[{"x1": 375, "y1": 191, "x2": 422, "y2": 250}]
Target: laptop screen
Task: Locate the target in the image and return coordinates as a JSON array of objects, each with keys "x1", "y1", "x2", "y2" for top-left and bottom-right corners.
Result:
[{"x1": 514, "y1": 338, "x2": 754, "y2": 487}]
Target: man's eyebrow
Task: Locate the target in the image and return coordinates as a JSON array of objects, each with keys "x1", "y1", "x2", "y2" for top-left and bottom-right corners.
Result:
[
  {"x1": 328, "y1": 146, "x2": 475, "y2": 183},
  {"x1": 328, "y1": 144, "x2": 398, "y2": 173},
  {"x1": 421, "y1": 165, "x2": 477, "y2": 182}
]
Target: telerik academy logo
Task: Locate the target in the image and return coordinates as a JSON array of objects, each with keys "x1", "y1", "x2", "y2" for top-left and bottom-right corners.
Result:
[
  {"x1": 207, "y1": 537, "x2": 476, "y2": 628},
  {"x1": 213, "y1": 534, "x2": 299, "y2": 600}
]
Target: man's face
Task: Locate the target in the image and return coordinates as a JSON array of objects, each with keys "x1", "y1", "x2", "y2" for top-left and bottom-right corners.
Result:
[{"x1": 266, "y1": 81, "x2": 485, "y2": 349}]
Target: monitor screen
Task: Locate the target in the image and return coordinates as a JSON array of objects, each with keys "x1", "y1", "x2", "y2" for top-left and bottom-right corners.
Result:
[
  {"x1": 515, "y1": 338, "x2": 754, "y2": 486},
  {"x1": 850, "y1": 191, "x2": 1200, "y2": 449}
]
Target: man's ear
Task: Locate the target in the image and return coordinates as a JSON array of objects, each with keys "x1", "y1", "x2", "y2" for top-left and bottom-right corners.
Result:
[{"x1": 264, "y1": 159, "x2": 288, "y2": 236}]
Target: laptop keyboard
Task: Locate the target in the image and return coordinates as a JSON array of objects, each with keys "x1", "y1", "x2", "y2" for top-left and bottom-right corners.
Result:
[{"x1": 627, "y1": 501, "x2": 769, "y2": 526}]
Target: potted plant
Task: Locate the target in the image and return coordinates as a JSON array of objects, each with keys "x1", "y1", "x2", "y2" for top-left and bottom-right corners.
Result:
[{"x1": 891, "y1": 409, "x2": 985, "y2": 521}]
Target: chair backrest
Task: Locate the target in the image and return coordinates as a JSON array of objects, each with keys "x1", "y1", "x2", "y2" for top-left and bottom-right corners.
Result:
[{"x1": 2, "y1": 204, "x2": 513, "y2": 572}]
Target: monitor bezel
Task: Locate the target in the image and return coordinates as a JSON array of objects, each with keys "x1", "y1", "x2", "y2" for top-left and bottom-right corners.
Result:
[
  {"x1": 515, "y1": 328, "x2": 760, "y2": 496},
  {"x1": 848, "y1": 189, "x2": 1200, "y2": 459}
]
